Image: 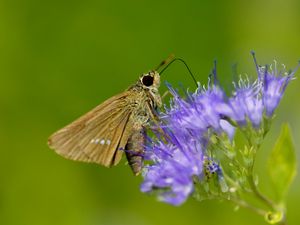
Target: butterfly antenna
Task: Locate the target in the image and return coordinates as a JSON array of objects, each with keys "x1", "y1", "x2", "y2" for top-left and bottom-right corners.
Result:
[
  {"x1": 159, "y1": 58, "x2": 198, "y2": 88},
  {"x1": 155, "y1": 54, "x2": 175, "y2": 71}
]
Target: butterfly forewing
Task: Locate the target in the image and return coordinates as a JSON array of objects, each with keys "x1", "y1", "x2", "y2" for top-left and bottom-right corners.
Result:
[{"x1": 48, "y1": 91, "x2": 134, "y2": 167}]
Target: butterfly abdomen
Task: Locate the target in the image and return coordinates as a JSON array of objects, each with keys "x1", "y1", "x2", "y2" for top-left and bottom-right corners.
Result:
[{"x1": 125, "y1": 126, "x2": 146, "y2": 175}]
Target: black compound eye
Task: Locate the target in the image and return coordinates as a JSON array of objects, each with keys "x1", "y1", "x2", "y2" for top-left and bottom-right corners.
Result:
[{"x1": 142, "y1": 75, "x2": 154, "y2": 86}]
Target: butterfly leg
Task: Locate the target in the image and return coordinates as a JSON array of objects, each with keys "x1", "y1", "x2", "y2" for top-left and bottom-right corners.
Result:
[
  {"x1": 161, "y1": 90, "x2": 171, "y2": 100},
  {"x1": 145, "y1": 101, "x2": 171, "y2": 143}
]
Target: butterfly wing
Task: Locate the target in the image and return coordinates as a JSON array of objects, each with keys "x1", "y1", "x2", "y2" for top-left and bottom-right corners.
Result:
[{"x1": 48, "y1": 91, "x2": 134, "y2": 167}]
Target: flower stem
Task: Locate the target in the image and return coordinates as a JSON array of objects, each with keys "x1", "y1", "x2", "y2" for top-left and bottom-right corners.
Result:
[
  {"x1": 227, "y1": 197, "x2": 266, "y2": 217},
  {"x1": 247, "y1": 174, "x2": 275, "y2": 210},
  {"x1": 247, "y1": 146, "x2": 287, "y2": 225}
]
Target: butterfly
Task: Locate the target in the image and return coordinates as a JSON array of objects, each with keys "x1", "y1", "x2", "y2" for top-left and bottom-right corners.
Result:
[{"x1": 48, "y1": 70, "x2": 163, "y2": 175}]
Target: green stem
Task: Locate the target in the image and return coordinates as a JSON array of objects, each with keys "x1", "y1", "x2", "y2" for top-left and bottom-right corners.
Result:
[
  {"x1": 247, "y1": 174, "x2": 275, "y2": 210},
  {"x1": 236, "y1": 125, "x2": 287, "y2": 224},
  {"x1": 247, "y1": 146, "x2": 287, "y2": 225},
  {"x1": 227, "y1": 196, "x2": 266, "y2": 217}
]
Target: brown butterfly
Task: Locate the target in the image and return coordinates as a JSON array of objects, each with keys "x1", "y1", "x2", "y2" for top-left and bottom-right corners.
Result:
[{"x1": 48, "y1": 69, "x2": 164, "y2": 175}]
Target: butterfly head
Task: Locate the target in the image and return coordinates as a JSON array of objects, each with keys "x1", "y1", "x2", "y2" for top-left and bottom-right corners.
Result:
[
  {"x1": 139, "y1": 71, "x2": 161, "y2": 107},
  {"x1": 140, "y1": 71, "x2": 160, "y2": 89}
]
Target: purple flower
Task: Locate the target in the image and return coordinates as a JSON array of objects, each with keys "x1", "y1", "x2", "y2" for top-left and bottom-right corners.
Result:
[
  {"x1": 141, "y1": 83, "x2": 232, "y2": 205},
  {"x1": 251, "y1": 52, "x2": 299, "y2": 117},
  {"x1": 163, "y1": 83, "x2": 233, "y2": 138},
  {"x1": 203, "y1": 157, "x2": 222, "y2": 176},
  {"x1": 141, "y1": 130, "x2": 204, "y2": 205},
  {"x1": 227, "y1": 78, "x2": 264, "y2": 127}
]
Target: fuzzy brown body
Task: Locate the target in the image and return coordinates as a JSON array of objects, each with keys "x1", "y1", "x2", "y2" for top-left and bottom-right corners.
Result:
[
  {"x1": 48, "y1": 71, "x2": 161, "y2": 175},
  {"x1": 125, "y1": 127, "x2": 146, "y2": 175}
]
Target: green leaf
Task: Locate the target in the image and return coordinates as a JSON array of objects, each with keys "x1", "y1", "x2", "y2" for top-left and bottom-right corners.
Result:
[{"x1": 267, "y1": 123, "x2": 297, "y2": 203}]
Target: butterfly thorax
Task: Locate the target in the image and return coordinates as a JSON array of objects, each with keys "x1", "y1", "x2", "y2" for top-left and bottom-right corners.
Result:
[{"x1": 126, "y1": 71, "x2": 161, "y2": 128}]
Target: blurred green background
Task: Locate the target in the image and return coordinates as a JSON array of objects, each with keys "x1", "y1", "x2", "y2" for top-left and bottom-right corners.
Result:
[{"x1": 1, "y1": 0, "x2": 300, "y2": 225}]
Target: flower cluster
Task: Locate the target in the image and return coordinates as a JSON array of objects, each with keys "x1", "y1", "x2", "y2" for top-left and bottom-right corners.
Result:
[{"x1": 140, "y1": 53, "x2": 298, "y2": 205}]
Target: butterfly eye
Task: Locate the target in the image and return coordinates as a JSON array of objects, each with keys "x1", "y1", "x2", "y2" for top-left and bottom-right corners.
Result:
[{"x1": 142, "y1": 75, "x2": 154, "y2": 87}]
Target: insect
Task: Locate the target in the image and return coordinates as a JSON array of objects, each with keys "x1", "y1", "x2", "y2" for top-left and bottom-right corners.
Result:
[{"x1": 48, "y1": 56, "x2": 197, "y2": 175}]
